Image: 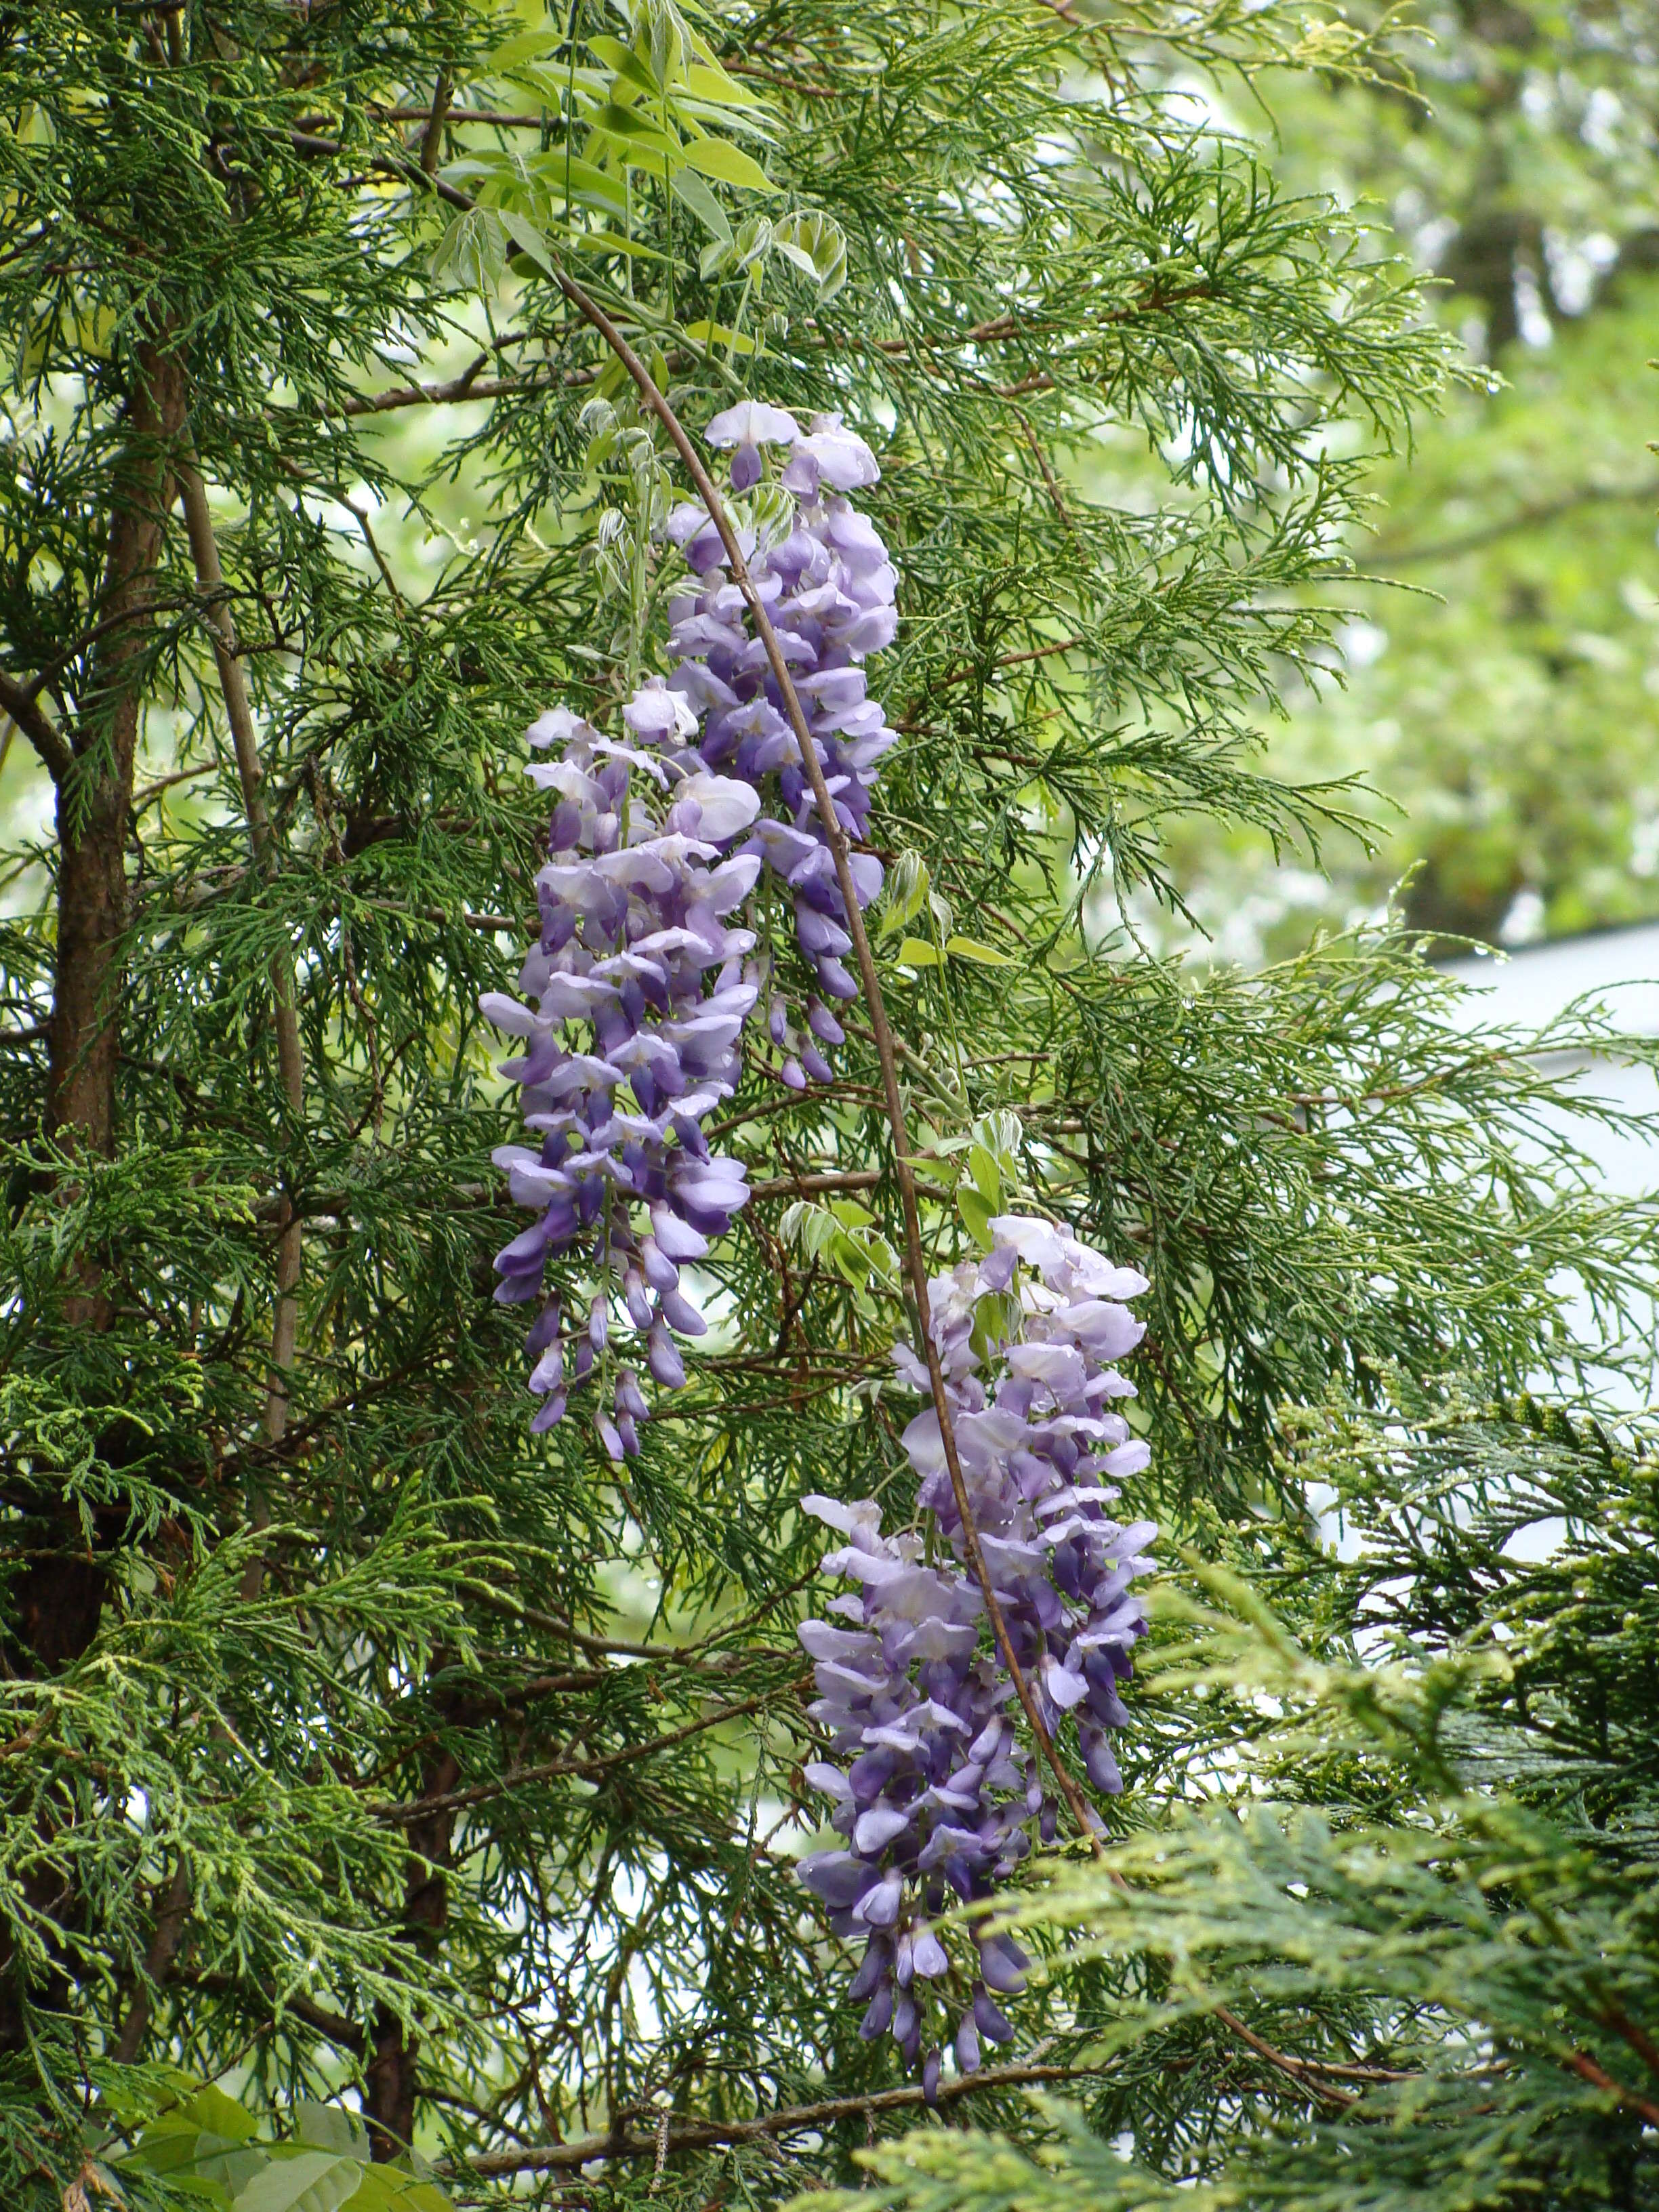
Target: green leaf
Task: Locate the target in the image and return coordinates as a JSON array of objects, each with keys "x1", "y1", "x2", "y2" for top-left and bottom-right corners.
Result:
[
  {"x1": 828, "y1": 1228, "x2": 870, "y2": 1284},
  {"x1": 684, "y1": 61, "x2": 763, "y2": 107},
  {"x1": 487, "y1": 30, "x2": 556, "y2": 70},
  {"x1": 234, "y1": 2151, "x2": 363, "y2": 2212},
  {"x1": 958, "y1": 1187, "x2": 995, "y2": 1248},
  {"x1": 295, "y1": 2104, "x2": 370, "y2": 2159},
  {"x1": 771, "y1": 237, "x2": 821, "y2": 282},
  {"x1": 670, "y1": 165, "x2": 733, "y2": 245},
  {"x1": 337, "y1": 2168, "x2": 441, "y2": 2211},
  {"x1": 828, "y1": 1197, "x2": 876, "y2": 1229},
  {"x1": 878, "y1": 852, "x2": 930, "y2": 937},
  {"x1": 943, "y1": 935, "x2": 1016, "y2": 967},
  {"x1": 585, "y1": 33, "x2": 662, "y2": 97},
  {"x1": 428, "y1": 207, "x2": 506, "y2": 295},
  {"x1": 679, "y1": 136, "x2": 775, "y2": 193},
  {"x1": 771, "y1": 211, "x2": 847, "y2": 299},
  {"x1": 680, "y1": 317, "x2": 757, "y2": 354},
  {"x1": 521, "y1": 149, "x2": 627, "y2": 209},
  {"x1": 967, "y1": 1142, "x2": 1002, "y2": 1204},
  {"x1": 183, "y1": 2090, "x2": 262, "y2": 2144},
  {"x1": 894, "y1": 937, "x2": 943, "y2": 968},
  {"x1": 589, "y1": 102, "x2": 682, "y2": 160},
  {"x1": 497, "y1": 207, "x2": 557, "y2": 279}
]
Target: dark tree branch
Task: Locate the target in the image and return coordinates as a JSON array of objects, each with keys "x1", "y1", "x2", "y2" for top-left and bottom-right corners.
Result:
[
  {"x1": 0, "y1": 672, "x2": 73, "y2": 784},
  {"x1": 111, "y1": 1860, "x2": 189, "y2": 2064}
]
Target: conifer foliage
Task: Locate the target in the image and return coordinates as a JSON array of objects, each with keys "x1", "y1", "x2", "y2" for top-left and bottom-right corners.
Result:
[{"x1": 0, "y1": 3, "x2": 1652, "y2": 2208}]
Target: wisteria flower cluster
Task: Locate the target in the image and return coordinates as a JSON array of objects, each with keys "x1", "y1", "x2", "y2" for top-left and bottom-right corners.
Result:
[
  {"x1": 796, "y1": 1215, "x2": 1156, "y2": 2089},
  {"x1": 484, "y1": 401, "x2": 898, "y2": 1446}
]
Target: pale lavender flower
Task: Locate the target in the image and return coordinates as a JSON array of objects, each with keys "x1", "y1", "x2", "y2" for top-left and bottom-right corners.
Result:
[
  {"x1": 796, "y1": 1221, "x2": 1155, "y2": 2078},
  {"x1": 487, "y1": 399, "x2": 902, "y2": 1429}
]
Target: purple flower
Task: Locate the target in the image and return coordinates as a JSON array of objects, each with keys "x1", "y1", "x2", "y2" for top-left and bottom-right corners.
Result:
[
  {"x1": 487, "y1": 398, "x2": 902, "y2": 1435},
  {"x1": 705, "y1": 400, "x2": 803, "y2": 493},
  {"x1": 795, "y1": 1221, "x2": 1155, "y2": 2077}
]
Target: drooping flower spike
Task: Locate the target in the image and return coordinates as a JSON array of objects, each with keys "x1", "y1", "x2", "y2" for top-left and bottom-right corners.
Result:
[
  {"x1": 484, "y1": 403, "x2": 901, "y2": 1445},
  {"x1": 796, "y1": 1216, "x2": 1155, "y2": 2086}
]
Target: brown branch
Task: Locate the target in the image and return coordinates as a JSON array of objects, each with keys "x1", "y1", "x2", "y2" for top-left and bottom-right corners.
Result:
[
  {"x1": 930, "y1": 636, "x2": 1086, "y2": 695},
  {"x1": 375, "y1": 1685, "x2": 794, "y2": 1824},
  {"x1": 335, "y1": 364, "x2": 591, "y2": 417},
  {"x1": 1595, "y1": 1999, "x2": 1659, "y2": 2085},
  {"x1": 112, "y1": 1860, "x2": 189, "y2": 2063},
  {"x1": 449, "y1": 2060, "x2": 1109, "y2": 2177},
  {"x1": 179, "y1": 1973, "x2": 367, "y2": 2054},
  {"x1": 0, "y1": 672, "x2": 73, "y2": 784},
  {"x1": 302, "y1": 108, "x2": 554, "y2": 129},
  {"x1": 465, "y1": 1575, "x2": 811, "y2": 1670},
  {"x1": 176, "y1": 455, "x2": 306, "y2": 1528},
  {"x1": 418, "y1": 70, "x2": 452, "y2": 176},
  {"x1": 1012, "y1": 405, "x2": 1080, "y2": 544},
  {"x1": 1563, "y1": 2045, "x2": 1659, "y2": 2130},
  {"x1": 132, "y1": 760, "x2": 218, "y2": 812},
  {"x1": 748, "y1": 1170, "x2": 883, "y2": 1200},
  {"x1": 1211, "y1": 2007, "x2": 1356, "y2": 2110}
]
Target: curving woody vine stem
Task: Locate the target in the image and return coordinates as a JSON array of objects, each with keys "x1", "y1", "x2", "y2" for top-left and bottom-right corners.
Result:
[{"x1": 546, "y1": 270, "x2": 1105, "y2": 1857}]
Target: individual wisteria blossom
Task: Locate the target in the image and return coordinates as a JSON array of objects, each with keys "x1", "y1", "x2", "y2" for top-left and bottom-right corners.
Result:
[
  {"x1": 795, "y1": 1216, "x2": 1156, "y2": 2087},
  {"x1": 484, "y1": 401, "x2": 900, "y2": 1433}
]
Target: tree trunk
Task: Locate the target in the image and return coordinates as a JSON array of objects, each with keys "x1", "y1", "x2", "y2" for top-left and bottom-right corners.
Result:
[
  {"x1": 364, "y1": 1741, "x2": 462, "y2": 2159},
  {"x1": 47, "y1": 335, "x2": 187, "y2": 1162},
  {"x1": 0, "y1": 336, "x2": 188, "y2": 2057}
]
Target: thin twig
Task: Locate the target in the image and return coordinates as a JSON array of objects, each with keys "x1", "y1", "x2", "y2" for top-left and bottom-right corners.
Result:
[
  {"x1": 448, "y1": 2060, "x2": 1109, "y2": 2177},
  {"x1": 1012, "y1": 405, "x2": 1080, "y2": 546},
  {"x1": 132, "y1": 760, "x2": 218, "y2": 812},
  {"x1": 1212, "y1": 2006, "x2": 1356, "y2": 2110},
  {"x1": 375, "y1": 1685, "x2": 792, "y2": 1824}
]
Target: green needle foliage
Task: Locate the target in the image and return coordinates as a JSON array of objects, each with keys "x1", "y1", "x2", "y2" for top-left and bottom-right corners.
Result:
[
  {"x1": 816, "y1": 1397, "x2": 1659, "y2": 2211},
  {"x1": 0, "y1": 3, "x2": 1652, "y2": 2209}
]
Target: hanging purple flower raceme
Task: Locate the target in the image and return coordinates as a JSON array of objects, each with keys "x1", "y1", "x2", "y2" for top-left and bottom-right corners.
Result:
[
  {"x1": 795, "y1": 1216, "x2": 1156, "y2": 2085},
  {"x1": 664, "y1": 403, "x2": 897, "y2": 1088},
  {"x1": 482, "y1": 697, "x2": 766, "y2": 1445},
  {"x1": 485, "y1": 401, "x2": 901, "y2": 1429}
]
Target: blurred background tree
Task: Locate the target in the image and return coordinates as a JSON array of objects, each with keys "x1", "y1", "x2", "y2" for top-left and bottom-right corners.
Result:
[{"x1": 1134, "y1": 0, "x2": 1659, "y2": 958}]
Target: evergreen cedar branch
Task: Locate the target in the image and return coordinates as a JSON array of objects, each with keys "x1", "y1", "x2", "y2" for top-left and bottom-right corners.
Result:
[{"x1": 0, "y1": 3, "x2": 1654, "y2": 2209}]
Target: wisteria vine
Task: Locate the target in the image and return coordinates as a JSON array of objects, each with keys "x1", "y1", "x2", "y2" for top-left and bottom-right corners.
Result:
[
  {"x1": 486, "y1": 400, "x2": 1154, "y2": 2087},
  {"x1": 483, "y1": 402, "x2": 895, "y2": 1448},
  {"x1": 797, "y1": 1215, "x2": 1155, "y2": 2090}
]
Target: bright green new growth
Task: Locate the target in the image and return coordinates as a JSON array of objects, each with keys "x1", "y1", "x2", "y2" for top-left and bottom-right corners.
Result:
[
  {"x1": 812, "y1": 1399, "x2": 1659, "y2": 2212},
  {"x1": 0, "y1": 2, "x2": 1653, "y2": 2208}
]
